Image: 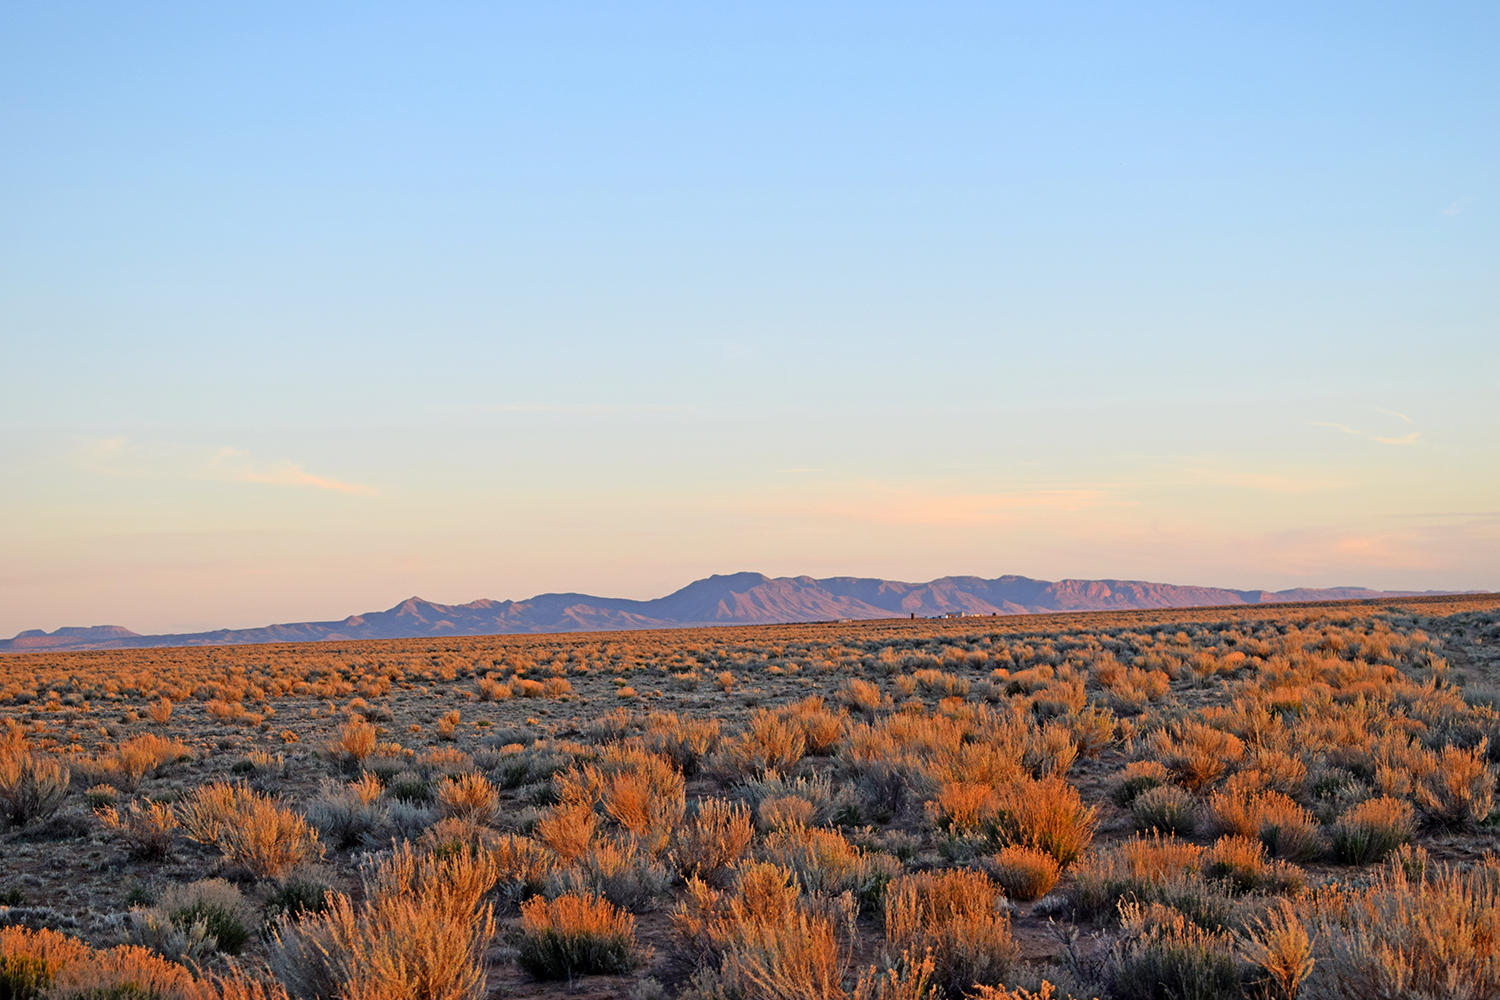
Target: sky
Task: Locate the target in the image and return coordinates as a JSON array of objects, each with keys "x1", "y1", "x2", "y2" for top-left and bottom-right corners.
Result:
[{"x1": 2, "y1": 2, "x2": 1497, "y2": 635}]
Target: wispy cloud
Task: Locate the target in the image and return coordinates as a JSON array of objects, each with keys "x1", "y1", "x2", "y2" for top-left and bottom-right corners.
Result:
[
  {"x1": 1313, "y1": 409, "x2": 1422, "y2": 447},
  {"x1": 71, "y1": 436, "x2": 376, "y2": 496},
  {"x1": 206, "y1": 448, "x2": 377, "y2": 496},
  {"x1": 1441, "y1": 199, "x2": 1467, "y2": 217}
]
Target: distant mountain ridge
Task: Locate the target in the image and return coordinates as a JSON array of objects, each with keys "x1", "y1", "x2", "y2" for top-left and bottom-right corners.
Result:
[{"x1": 1, "y1": 572, "x2": 1458, "y2": 653}]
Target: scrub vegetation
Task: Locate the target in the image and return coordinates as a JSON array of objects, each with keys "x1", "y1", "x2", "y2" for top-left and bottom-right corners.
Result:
[{"x1": 1, "y1": 593, "x2": 1497, "y2": 999}]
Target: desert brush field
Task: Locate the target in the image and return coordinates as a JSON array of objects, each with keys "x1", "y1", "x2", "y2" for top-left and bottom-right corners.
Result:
[{"x1": 2, "y1": 593, "x2": 1499, "y2": 1000}]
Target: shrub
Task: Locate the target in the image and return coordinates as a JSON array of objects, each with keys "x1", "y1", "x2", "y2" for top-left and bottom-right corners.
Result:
[
  {"x1": 96, "y1": 799, "x2": 179, "y2": 859},
  {"x1": 841, "y1": 679, "x2": 885, "y2": 716},
  {"x1": 436, "y1": 772, "x2": 501, "y2": 826},
  {"x1": 0, "y1": 925, "x2": 238, "y2": 1000},
  {"x1": 1201, "y1": 835, "x2": 1303, "y2": 895},
  {"x1": 551, "y1": 836, "x2": 673, "y2": 912},
  {"x1": 720, "y1": 709, "x2": 807, "y2": 777},
  {"x1": 987, "y1": 845, "x2": 1060, "y2": 902},
  {"x1": 156, "y1": 878, "x2": 256, "y2": 956},
  {"x1": 269, "y1": 843, "x2": 497, "y2": 1000},
  {"x1": 1302, "y1": 852, "x2": 1500, "y2": 1000},
  {"x1": 1329, "y1": 795, "x2": 1415, "y2": 864},
  {"x1": 1130, "y1": 785, "x2": 1197, "y2": 835},
  {"x1": 1236, "y1": 899, "x2": 1312, "y2": 1000},
  {"x1": 1253, "y1": 792, "x2": 1325, "y2": 862},
  {"x1": 0, "y1": 925, "x2": 89, "y2": 1000},
  {"x1": 304, "y1": 775, "x2": 390, "y2": 849},
  {"x1": 763, "y1": 824, "x2": 898, "y2": 910},
  {"x1": 178, "y1": 782, "x2": 323, "y2": 879},
  {"x1": 486, "y1": 834, "x2": 556, "y2": 907},
  {"x1": 557, "y1": 748, "x2": 686, "y2": 855},
  {"x1": 328, "y1": 719, "x2": 376, "y2": 770},
  {"x1": 1067, "y1": 837, "x2": 1234, "y2": 930},
  {"x1": 1412, "y1": 741, "x2": 1495, "y2": 828},
  {"x1": 642, "y1": 713, "x2": 721, "y2": 776},
  {"x1": 993, "y1": 776, "x2": 1097, "y2": 866},
  {"x1": 517, "y1": 892, "x2": 645, "y2": 980},
  {"x1": 673, "y1": 798, "x2": 754, "y2": 887},
  {"x1": 883, "y1": 869, "x2": 1017, "y2": 998},
  {"x1": 264, "y1": 870, "x2": 334, "y2": 924},
  {"x1": 1111, "y1": 760, "x2": 1170, "y2": 807},
  {"x1": 0, "y1": 746, "x2": 70, "y2": 829},
  {"x1": 534, "y1": 801, "x2": 599, "y2": 863},
  {"x1": 1146, "y1": 722, "x2": 1245, "y2": 791},
  {"x1": 1106, "y1": 901, "x2": 1242, "y2": 1000}
]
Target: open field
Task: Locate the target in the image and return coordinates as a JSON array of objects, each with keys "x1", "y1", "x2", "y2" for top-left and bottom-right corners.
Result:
[{"x1": 3, "y1": 593, "x2": 1499, "y2": 1000}]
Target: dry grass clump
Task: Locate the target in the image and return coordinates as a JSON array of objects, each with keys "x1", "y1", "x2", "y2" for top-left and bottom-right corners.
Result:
[
  {"x1": 643, "y1": 712, "x2": 721, "y2": 775},
  {"x1": 304, "y1": 774, "x2": 389, "y2": 849},
  {"x1": 516, "y1": 891, "x2": 645, "y2": 980},
  {"x1": 1299, "y1": 848, "x2": 1500, "y2": 1000},
  {"x1": 1236, "y1": 898, "x2": 1313, "y2": 1000},
  {"x1": 178, "y1": 781, "x2": 323, "y2": 879},
  {"x1": 327, "y1": 718, "x2": 376, "y2": 770},
  {"x1": 883, "y1": 868, "x2": 1017, "y2": 997},
  {"x1": 1105, "y1": 901, "x2": 1241, "y2": 1000},
  {"x1": 435, "y1": 771, "x2": 501, "y2": 825},
  {"x1": 550, "y1": 835, "x2": 673, "y2": 912},
  {"x1": 1329, "y1": 795, "x2": 1415, "y2": 864},
  {"x1": 1129, "y1": 784, "x2": 1196, "y2": 835},
  {"x1": 672, "y1": 798, "x2": 754, "y2": 886},
  {"x1": 1200, "y1": 835, "x2": 1304, "y2": 895},
  {"x1": 556, "y1": 746, "x2": 687, "y2": 855},
  {"x1": 763, "y1": 823, "x2": 900, "y2": 908},
  {"x1": 0, "y1": 923, "x2": 288, "y2": 1000},
  {"x1": 269, "y1": 842, "x2": 497, "y2": 1000},
  {"x1": 987, "y1": 844, "x2": 1061, "y2": 902},
  {"x1": 719, "y1": 708, "x2": 808, "y2": 776},
  {"x1": 674, "y1": 863, "x2": 929, "y2": 1000},
  {"x1": 1145, "y1": 721, "x2": 1246, "y2": 791},
  {"x1": 97, "y1": 798, "x2": 179, "y2": 858},
  {"x1": 841, "y1": 678, "x2": 886, "y2": 716},
  {"x1": 0, "y1": 739, "x2": 70, "y2": 829}
]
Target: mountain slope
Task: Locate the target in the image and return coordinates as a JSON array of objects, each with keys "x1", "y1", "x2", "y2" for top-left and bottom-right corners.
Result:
[{"x1": 3, "y1": 573, "x2": 1455, "y2": 653}]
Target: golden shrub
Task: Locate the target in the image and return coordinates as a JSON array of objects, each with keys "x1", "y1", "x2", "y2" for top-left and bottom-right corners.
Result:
[{"x1": 884, "y1": 869, "x2": 1016, "y2": 997}]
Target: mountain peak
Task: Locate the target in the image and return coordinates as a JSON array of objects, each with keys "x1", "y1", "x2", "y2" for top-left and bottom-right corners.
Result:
[{"x1": 1, "y1": 575, "x2": 1462, "y2": 653}]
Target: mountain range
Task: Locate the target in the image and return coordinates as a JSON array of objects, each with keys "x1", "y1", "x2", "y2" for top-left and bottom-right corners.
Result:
[{"x1": 1, "y1": 572, "x2": 1457, "y2": 653}]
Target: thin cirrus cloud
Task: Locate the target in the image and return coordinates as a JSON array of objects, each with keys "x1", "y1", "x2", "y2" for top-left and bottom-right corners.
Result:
[
  {"x1": 205, "y1": 448, "x2": 377, "y2": 496},
  {"x1": 72, "y1": 436, "x2": 376, "y2": 497},
  {"x1": 1312, "y1": 411, "x2": 1422, "y2": 447}
]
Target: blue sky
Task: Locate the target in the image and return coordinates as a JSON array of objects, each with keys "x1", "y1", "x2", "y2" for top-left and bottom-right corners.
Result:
[{"x1": 3, "y1": 2, "x2": 1497, "y2": 633}]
